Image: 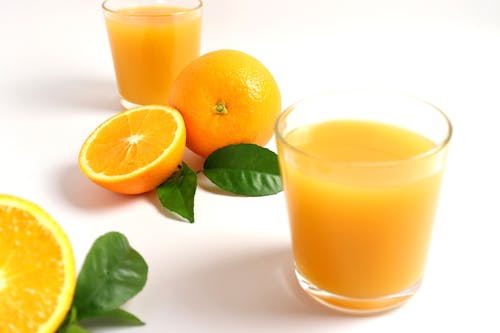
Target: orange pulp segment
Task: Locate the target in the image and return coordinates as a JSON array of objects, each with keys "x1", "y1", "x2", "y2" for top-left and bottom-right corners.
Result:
[
  {"x1": 0, "y1": 194, "x2": 76, "y2": 333},
  {"x1": 78, "y1": 105, "x2": 186, "y2": 194}
]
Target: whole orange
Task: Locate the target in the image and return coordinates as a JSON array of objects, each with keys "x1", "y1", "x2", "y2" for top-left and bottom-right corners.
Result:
[{"x1": 169, "y1": 49, "x2": 281, "y2": 157}]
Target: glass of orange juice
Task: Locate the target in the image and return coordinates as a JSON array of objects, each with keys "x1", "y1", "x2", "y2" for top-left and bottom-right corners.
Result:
[
  {"x1": 102, "y1": 0, "x2": 202, "y2": 108},
  {"x1": 275, "y1": 91, "x2": 452, "y2": 314}
]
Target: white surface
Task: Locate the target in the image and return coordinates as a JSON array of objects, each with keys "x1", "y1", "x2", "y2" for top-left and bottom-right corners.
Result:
[{"x1": 1, "y1": 0, "x2": 500, "y2": 331}]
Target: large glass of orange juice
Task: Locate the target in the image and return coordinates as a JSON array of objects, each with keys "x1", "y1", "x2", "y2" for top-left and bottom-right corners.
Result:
[
  {"x1": 275, "y1": 91, "x2": 452, "y2": 314},
  {"x1": 102, "y1": 0, "x2": 202, "y2": 108}
]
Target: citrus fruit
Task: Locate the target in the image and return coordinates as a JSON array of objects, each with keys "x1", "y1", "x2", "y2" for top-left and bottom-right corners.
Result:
[
  {"x1": 0, "y1": 194, "x2": 76, "y2": 333},
  {"x1": 78, "y1": 105, "x2": 186, "y2": 194},
  {"x1": 169, "y1": 49, "x2": 281, "y2": 157}
]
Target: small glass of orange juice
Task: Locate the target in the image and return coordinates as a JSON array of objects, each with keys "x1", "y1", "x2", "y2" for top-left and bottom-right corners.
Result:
[
  {"x1": 275, "y1": 91, "x2": 452, "y2": 314},
  {"x1": 102, "y1": 0, "x2": 202, "y2": 108}
]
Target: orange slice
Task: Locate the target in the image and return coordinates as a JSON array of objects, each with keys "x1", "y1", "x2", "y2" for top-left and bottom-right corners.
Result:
[
  {"x1": 78, "y1": 105, "x2": 186, "y2": 194},
  {"x1": 0, "y1": 194, "x2": 76, "y2": 333}
]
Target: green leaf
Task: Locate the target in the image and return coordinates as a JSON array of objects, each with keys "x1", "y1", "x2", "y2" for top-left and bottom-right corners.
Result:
[
  {"x1": 60, "y1": 324, "x2": 91, "y2": 333},
  {"x1": 73, "y1": 232, "x2": 148, "y2": 321},
  {"x1": 203, "y1": 143, "x2": 282, "y2": 196},
  {"x1": 157, "y1": 162, "x2": 197, "y2": 223},
  {"x1": 80, "y1": 308, "x2": 145, "y2": 326}
]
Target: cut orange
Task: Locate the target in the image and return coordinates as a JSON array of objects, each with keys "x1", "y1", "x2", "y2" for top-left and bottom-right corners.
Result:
[
  {"x1": 0, "y1": 194, "x2": 76, "y2": 333},
  {"x1": 78, "y1": 105, "x2": 186, "y2": 194}
]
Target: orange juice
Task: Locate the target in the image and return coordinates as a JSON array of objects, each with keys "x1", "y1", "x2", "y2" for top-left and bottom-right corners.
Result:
[
  {"x1": 278, "y1": 119, "x2": 447, "y2": 311},
  {"x1": 103, "y1": 3, "x2": 202, "y2": 106}
]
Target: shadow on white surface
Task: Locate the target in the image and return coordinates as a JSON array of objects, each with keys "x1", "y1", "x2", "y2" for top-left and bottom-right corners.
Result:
[
  {"x1": 143, "y1": 247, "x2": 363, "y2": 332},
  {"x1": 57, "y1": 163, "x2": 131, "y2": 210},
  {"x1": 9, "y1": 75, "x2": 121, "y2": 113},
  {"x1": 182, "y1": 148, "x2": 205, "y2": 171},
  {"x1": 179, "y1": 248, "x2": 328, "y2": 316}
]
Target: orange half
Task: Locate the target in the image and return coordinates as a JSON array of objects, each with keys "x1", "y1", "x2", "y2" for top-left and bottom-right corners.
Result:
[
  {"x1": 0, "y1": 194, "x2": 76, "y2": 333},
  {"x1": 78, "y1": 105, "x2": 186, "y2": 194}
]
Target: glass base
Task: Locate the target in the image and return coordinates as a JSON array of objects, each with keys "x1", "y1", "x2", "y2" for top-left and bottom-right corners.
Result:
[
  {"x1": 120, "y1": 97, "x2": 142, "y2": 109},
  {"x1": 295, "y1": 269, "x2": 421, "y2": 315}
]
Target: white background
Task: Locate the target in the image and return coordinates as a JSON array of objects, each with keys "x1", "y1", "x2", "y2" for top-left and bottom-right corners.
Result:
[{"x1": 1, "y1": 0, "x2": 500, "y2": 332}]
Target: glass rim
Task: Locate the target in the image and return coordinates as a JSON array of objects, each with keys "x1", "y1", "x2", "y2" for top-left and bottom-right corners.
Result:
[
  {"x1": 275, "y1": 90, "x2": 453, "y2": 168},
  {"x1": 102, "y1": 0, "x2": 203, "y2": 16}
]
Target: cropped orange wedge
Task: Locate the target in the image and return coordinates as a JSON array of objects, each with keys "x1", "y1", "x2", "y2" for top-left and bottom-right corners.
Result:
[
  {"x1": 0, "y1": 194, "x2": 76, "y2": 333},
  {"x1": 78, "y1": 105, "x2": 186, "y2": 194}
]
